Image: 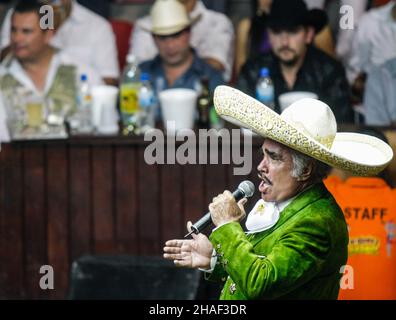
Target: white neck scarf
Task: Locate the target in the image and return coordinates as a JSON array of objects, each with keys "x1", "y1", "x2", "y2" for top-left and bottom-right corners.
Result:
[{"x1": 245, "y1": 197, "x2": 296, "y2": 234}]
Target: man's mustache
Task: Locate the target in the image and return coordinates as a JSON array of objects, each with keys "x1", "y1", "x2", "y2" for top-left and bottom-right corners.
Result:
[
  {"x1": 258, "y1": 172, "x2": 272, "y2": 185},
  {"x1": 278, "y1": 47, "x2": 296, "y2": 54}
]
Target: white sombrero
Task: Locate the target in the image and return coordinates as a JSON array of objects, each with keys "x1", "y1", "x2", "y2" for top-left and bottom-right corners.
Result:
[
  {"x1": 145, "y1": 0, "x2": 201, "y2": 36},
  {"x1": 214, "y1": 86, "x2": 393, "y2": 176}
]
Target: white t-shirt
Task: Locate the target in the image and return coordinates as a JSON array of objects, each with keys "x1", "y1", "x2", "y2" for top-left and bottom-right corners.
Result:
[
  {"x1": 130, "y1": 0, "x2": 234, "y2": 81},
  {"x1": 0, "y1": 0, "x2": 119, "y2": 79}
]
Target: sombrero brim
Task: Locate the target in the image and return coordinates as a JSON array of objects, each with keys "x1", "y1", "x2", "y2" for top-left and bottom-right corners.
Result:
[
  {"x1": 214, "y1": 86, "x2": 393, "y2": 176},
  {"x1": 143, "y1": 14, "x2": 201, "y2": 36}
]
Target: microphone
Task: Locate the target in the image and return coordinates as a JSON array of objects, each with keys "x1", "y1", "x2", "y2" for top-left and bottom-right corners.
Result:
[{"x1": 184, "y1": 180, "x2": 255, "y2": 238}]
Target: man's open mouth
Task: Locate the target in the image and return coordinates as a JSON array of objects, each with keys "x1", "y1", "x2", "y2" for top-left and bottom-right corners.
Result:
[{"x1": 258, "y1": 173, "x2": 272, "y2": 193}]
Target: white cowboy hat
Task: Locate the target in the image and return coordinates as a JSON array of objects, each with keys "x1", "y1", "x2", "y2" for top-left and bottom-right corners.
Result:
[
  {"x1": 146, "y1": 0, "x2": 200, "y2": 36},
  {"x1": 213, "y1": 86, "x2": 393, "y2": 176}
]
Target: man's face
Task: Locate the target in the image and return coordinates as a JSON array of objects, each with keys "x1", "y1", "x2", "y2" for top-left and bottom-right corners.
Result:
[
  {"x1": 258, "y1": 0, "x2": 272, "y2": 14},
  {"x1": 153, "y1": 28, "x2": 191, "y2": 67},
  {"x1": 257, "y1": 139, "x2": 303, "y2": 202},
  {"x1": 268, "y1": 26, "x2": 313, "y2": 66},
  {"x1": 11, "y1": 12, "x2": 52, "y2": 62}
]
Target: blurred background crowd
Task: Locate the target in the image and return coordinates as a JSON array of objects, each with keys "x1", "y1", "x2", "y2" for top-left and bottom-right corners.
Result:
[
  {"x1": 0, "y1": 0, "x2": 395, "y2": 138},
  {"x1": 0, "y1": 0, "x2": 395, "y2": 300}
]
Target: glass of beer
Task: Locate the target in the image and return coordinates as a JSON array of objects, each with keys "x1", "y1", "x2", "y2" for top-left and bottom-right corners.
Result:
[{"x1": 25, "y1": 95, "x2": 44, "y2": 129}]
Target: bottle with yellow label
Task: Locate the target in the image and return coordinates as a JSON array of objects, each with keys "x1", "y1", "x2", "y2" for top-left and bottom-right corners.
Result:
[{"x1": 120, "y1": 54, "x2": 141, "y2": 134}]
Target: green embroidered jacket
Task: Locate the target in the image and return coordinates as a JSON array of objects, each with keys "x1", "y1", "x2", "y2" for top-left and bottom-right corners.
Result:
[{"x1": 207, "y1": 183, "x2": 348, "y2": 300}]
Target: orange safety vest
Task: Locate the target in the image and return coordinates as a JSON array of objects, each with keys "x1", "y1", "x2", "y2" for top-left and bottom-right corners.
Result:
[{"x1": 325, "y1": 176, "x2": 396, "y2": 300}]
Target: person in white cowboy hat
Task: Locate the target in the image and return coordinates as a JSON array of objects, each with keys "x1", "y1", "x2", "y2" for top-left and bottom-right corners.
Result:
[
  {"x1": 139, "y1": 0, "x2": 225, "y2": 94},
  {"x1": 163, "y1": 86, "x2": 393, "y2": 300},
  {"x1": 131, "y1": 0, "x2": 234, "y2": 81}
]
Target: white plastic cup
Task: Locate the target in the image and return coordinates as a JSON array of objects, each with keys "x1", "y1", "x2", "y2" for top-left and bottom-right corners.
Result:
[
  {"x1": 91, "y1": 85, "x2": 119, "y2": 133},
  {"x1": 99, "y1": 102, "x2": 119, "y2": 134},
  {"x1": 278, "y1": 91, "x2": 318, "y2": 113},
  {"x1": 159, "y1": 88, "x2": 198, "y2": 135}
]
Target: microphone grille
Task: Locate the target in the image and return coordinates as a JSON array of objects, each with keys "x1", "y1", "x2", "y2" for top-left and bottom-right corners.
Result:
[{"x1": 238, "y1": 180, "x2": 255, "y2": 198}]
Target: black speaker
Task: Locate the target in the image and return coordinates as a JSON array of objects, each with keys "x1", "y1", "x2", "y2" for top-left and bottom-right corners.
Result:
[{"x1": 68, "y1": 255, "x2": 202, "y2": 300}]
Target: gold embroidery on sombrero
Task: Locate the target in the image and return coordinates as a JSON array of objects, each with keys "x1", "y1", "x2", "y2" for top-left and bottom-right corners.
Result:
[{"x1": 214, "y1": 87, "x2": 385, "y2": 176}]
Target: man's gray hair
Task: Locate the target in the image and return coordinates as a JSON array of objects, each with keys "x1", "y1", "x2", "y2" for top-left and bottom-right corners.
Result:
[{"x1": 290, "y1": 149, "x2": 332, "y2": 182}]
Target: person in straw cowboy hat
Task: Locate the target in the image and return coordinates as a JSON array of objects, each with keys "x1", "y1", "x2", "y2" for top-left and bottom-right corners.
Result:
[
  {"x1": 163, "y1": 86, "x2": 393, "y2": 300},
  {"x1": 131, "y1": 0, "x2": 234, "y2": 81}
]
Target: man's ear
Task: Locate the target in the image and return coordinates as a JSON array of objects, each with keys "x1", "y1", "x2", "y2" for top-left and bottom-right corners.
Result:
[{"x1": 297, "y1": 161, "x2": 314, "y2": 182}]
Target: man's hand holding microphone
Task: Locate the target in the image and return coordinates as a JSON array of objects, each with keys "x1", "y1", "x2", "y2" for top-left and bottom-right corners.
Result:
[{"x1": 163, "y1": 181, "x2": 254, "y2": 269}]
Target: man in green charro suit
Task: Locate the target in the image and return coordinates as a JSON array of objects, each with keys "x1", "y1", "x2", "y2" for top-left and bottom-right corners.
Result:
[{"x1": 163, "y1": 86, "x2": 393, "y2": 300}]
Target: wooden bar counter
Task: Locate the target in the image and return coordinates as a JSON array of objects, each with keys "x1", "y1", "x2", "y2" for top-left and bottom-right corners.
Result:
[{"x1": 0, "y1": 132, "x2": 262, "y2": 299}]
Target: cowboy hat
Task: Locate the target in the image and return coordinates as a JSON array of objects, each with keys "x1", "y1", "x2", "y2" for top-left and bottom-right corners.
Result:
[
  {"x1": 213, "y1": 86, "x2": 393, "y2": 176},
  {"x1": 145, "y1": 0, "x2": 200, "y2": 36},
  {"x1": 267, "y1": 0, "x2": 328, "y2": 34}
]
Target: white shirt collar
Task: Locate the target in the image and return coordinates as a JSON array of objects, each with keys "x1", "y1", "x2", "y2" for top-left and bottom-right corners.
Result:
[
  {"x1": 5, "y1": 50, "x2": 61, "y2": 95},
  {"x1": 277, "y1": 197, "x2": 296, "y2": 213}
]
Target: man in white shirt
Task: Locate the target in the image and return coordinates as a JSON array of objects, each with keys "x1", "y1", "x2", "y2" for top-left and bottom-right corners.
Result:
[
  {"x1": 334, "y1": 0, "x2": 368, "y2": 64},
  {"x1": 130, "y1": 0, "x2": 234, "y2": 81},
  {"x1": 343, "y1": 0, "x2": 396, "y2": 110},
  {"x1": 363, "y1": 57, "x2": 396, "y2": 126},
  {"x1": 0, "y1": 0, "x2": 102, "y2": 142},
  {"x1": 347, "y1": 0, "x2": 396, "y2": 83},
  {"x1": 302, "y1": 0, "x2": 369, "y2": 65},
  {"x1": 0, "y1": 0, "x2": 119, "y2": 85}
]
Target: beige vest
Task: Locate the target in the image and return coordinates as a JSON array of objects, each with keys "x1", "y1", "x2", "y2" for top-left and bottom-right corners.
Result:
[{"x1": 0, "y1": 63, "x2": 77, "y2": 116}]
